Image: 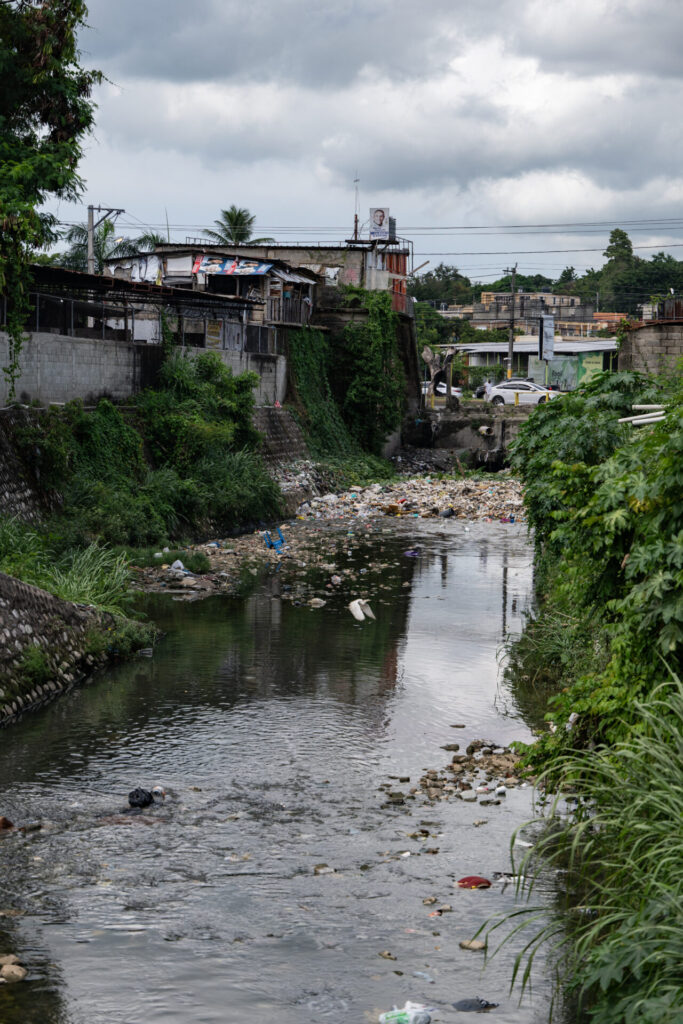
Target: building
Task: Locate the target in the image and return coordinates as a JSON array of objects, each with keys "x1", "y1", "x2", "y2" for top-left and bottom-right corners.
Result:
[
  {"x1": 469, "y1": 291, "x2": 595, "y2": 332},
  {"x1": 454, "y1": 337, "x2": 618, "y2": 390}
]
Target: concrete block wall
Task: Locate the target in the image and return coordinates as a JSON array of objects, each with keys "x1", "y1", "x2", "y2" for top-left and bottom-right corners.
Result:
[
  {"x1": 0, "y1": 331, "x2": 287, "y2": 408},
  {"x1": 619, "y1": 324, "x2": 683, "y2": 374}
]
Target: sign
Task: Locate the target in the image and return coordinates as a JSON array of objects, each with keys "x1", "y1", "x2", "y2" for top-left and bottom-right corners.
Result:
[
  {"x1": 577, "y1": 352, "x2": 603, "y2": 385},
  {"x1": 538, "y1": 314, "x2": 555, "y2": 360},
  {"x1": 205, "y1": 320, "x2": 222, "y2": 349},
  {"x1": 369, "y1": 207, "x2": 390, "y2": 240},
  {"x1": 529, "y1": 355, "x2": 578, "y2": 391},
  {"x1": 192, "y1": 255, "x2": 272, "y2": 276}
]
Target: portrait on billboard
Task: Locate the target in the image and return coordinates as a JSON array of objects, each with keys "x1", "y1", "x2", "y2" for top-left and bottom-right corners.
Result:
[{"x1": 369, "y1": 207, "x2": 390, "y2": 240}]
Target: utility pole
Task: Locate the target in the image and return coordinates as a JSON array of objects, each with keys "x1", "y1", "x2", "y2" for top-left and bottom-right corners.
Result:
[
  {"x1": 504, "y1": 263, "x2": 517, "y2": 379},
  {"x1": 353, "y1": 172, "x2": 360, "y2": 241},
  {"x1": 86, "y1": 204, "x2": 125, "y2": 274}
]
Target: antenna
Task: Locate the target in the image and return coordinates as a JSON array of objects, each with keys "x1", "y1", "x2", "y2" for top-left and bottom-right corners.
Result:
[{"x1": 353, "y1": 171, "x2": 360, "y2": 241}]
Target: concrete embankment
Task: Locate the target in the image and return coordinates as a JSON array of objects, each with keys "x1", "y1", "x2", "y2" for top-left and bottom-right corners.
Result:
[{"x1": 0, "y1": 572, "x2": 121, "y2": 725}]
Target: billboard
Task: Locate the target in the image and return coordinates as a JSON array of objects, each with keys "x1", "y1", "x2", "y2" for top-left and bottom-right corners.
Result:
[
  {"x1": 369, "y1": 207, "x2": 390, "y2": 240},
  {"x1": 538, "y1": 314, "x2": 555, "y2": 361},
  {"x1": 192, "y1": 255, "x2": 273, "y2": 276}
]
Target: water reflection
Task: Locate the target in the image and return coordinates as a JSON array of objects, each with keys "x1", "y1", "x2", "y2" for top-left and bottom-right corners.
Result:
[{"x1": 0, "y1": 522, "x2": 551, "y2": 1024}]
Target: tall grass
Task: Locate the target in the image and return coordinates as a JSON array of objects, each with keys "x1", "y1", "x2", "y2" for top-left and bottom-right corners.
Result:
[
  {"x1": 487, "y1": 677, "x2": 683, "y2": 1023},
  {"x1": 0, "y1": 516, "x2": 131, "y2": 614}
]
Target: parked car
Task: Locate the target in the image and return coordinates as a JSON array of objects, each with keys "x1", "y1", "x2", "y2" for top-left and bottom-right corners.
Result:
[
  {"x1": 487, "y1": 380, "x2": 559, "y2": 405},
  {"x1": 421, "y1": 381, "x2": 463, "y2": 398},
  {"x1": 436, "y1": 382, "x2": 462, "y2": 398}
]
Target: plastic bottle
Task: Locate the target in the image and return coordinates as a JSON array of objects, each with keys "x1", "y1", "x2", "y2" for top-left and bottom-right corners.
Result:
[{"x1": 378, "y1": 1002, "x2": 432, "y2": 1024}]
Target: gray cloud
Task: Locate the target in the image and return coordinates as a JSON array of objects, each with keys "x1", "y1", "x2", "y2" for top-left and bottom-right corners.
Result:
[
  {"x1": 84, "y1": 0, "x2": 460, "y2": 86},
  {"x1": 64, "y1": 0, "x2": 683, "y2": 272}
]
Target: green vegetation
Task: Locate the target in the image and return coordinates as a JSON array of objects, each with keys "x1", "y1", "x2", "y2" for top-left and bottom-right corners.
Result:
[
  {"x1": 334, "y1": 288, "x2": 406, "y2": 455},
  {"x1": 494, "y1": 679, "x2": 683, "y2": 1024},
  {"x1": 496, "y1": 369, "x2": 683, "y2": 1021},
  {"x1": 0, "y1": 516, "x2": 131, "y2": 615},
  {"x1": 288, "y1": 291, "x2": 405, "y2": 464},
  {"x1": 17, "y1": 350, "x2": 281, "y2": 547},
  {"x1": 203, "y1": 205, "x2": 275, "y2": 245},
  {"x1": 0, "y1": 0, "x2": 100, "y2": 398},
  {"x1": 56, "y1": 218, "x2": 165, "y2": 273}
]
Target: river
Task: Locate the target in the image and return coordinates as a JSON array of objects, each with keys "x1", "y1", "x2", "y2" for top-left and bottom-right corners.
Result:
[{"x1": 0, "y1": 521, "x2": 556, "y2": 1023}]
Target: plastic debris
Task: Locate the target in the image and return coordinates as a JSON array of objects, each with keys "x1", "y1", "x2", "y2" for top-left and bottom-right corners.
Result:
[
  {"x1": 263, "y1": 527, "x2": 286, "y2": 553},
  {"x1": 379, "y1": 1002, "x2": 433, "y2": 1023},
  {"x1": 456, "y1": 876, "x2": 492, "y2": 889},
  {"x1": 453, "y1": 997, "x2": 499, "y2": 1012},
  {"x1": 170, "y1": 559, "x2": 185, "y2": 571}
]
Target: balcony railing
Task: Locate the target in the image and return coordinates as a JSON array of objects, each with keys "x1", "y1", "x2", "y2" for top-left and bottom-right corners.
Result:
[{"x1": 266, "y1": 296, "x2": 311, "y2": 324}]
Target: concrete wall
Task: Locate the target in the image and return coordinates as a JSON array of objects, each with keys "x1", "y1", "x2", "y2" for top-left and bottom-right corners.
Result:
[
  {"x1": 0, "y1": 332, "x2": 287, "y2": 407},
  {"x1": 619, "y1": 323, "x2": 683, "y2": 375}
]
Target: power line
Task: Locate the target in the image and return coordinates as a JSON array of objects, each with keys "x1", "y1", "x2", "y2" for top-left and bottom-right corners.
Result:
[{"x1": 413, "y1": 242, "x2": 683, "y2": 256}]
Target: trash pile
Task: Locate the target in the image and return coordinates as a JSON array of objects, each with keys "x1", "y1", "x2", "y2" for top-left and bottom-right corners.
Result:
[{"x1": 296, "y1": 476, "x2": 524, "y2": 523}]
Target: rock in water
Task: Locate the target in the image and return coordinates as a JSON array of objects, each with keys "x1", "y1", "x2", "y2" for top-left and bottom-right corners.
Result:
[{"x1": 1, "y1": 964, "x2": 27, "y2": 983}]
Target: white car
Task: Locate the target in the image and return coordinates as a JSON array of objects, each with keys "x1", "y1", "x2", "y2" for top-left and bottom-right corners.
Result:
[
  {"x1": 421, "y1": 381, "x2": 463, "y2": 398},
  {"x1": 488, "y1": 381, "x2": 559, "y2": 406}
]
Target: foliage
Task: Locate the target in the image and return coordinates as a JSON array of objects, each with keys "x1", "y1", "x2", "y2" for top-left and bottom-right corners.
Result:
[
  {"x1": 508, "y1": 366, "x2": 682, "y2": 760},
  {"x1": 0, "y1": 0, "x2": 100, "y2": 397},
  {"x1": 0, "y1": 515, "x2": 131, "y2": 614},
  {"x1": 84, "y1": 616, "x2": 157, "y2": 659},
  {"x1": 15, "y1": 354, "x2": 280, "y2": 546},
  {"x1": 18, "y1": 645, "x2": 51, "y2": 685},
  {"x1": 55, "y1": 218, "x2": 165, "y2": 273},
  {"x1": 488, "y1": 679, "x2": 683, "y2": 1024},
  {"x1": 203, "y1": 205, "x2": 275, "y2": 245},
  {"x1": 332, "y1": 288, "x2": 406, "y2": 455},
  {"x1": 287, "y1": 327, "x2": 358, "y2": 458},
  {"x1": 408, "y1": 262, "x2": 474, "y2": 305}
]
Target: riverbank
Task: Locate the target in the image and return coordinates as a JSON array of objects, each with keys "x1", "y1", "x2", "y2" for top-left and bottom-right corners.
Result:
[{"x1": 499, "y1": 370, "x2": 682, "y2": 1022}]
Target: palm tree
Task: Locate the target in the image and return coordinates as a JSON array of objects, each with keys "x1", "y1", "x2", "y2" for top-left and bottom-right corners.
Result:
[
  {"x1": 56, "y1": 222, "x2": 166, "y2": 273},
  {"x1": 203, "y1": 206, "x2": 275, "y2": 245}
]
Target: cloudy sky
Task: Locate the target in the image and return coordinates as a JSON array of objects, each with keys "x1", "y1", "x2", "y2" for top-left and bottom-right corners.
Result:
[{"x1": 53, "y1": 0, "x2": 683, "y2": 282}]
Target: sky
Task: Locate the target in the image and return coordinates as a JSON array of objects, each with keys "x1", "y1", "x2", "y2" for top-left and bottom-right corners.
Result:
[{"x1": 52, "y1": 0, "x2": 683, "y2": 284}]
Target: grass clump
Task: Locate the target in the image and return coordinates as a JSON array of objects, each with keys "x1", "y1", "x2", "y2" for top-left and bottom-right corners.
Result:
[
  {"x1": 0, "y1": 516, "x2": 131, "y2": 615},
  {"x1": 489, "y1": 679, "x2": 683, "y2": 1024},
  {"x1": 17, "y1": 645, "x2": 51, "y2": 685}
]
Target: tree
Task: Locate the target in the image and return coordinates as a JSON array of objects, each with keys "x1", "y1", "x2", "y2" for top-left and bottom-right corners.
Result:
[
  {"x1": 0, "y1": 0, "x2": 100, "y2": 397},
  {"x1": 408, "y1": 263, "x2": 473, "y2": 306},
  {"x1": 56, "y1": 221, "x2": 165, "y2": 272},
  {"x1": 203, "y1": 206, "x2": 275, "y2": 245},
  {"x1": 603, "y1": 228, "x2": 634, "y2": 266}
]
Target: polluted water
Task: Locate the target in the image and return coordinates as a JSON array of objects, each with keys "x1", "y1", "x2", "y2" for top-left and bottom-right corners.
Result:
[{"x1": 0, "y1": 520, "x2": 558, "y2": 1024}]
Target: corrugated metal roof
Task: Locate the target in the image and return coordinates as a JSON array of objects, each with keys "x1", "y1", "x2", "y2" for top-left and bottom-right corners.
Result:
[{"x1": 454, "y1": 339, "x2": 617, "y2": 354}]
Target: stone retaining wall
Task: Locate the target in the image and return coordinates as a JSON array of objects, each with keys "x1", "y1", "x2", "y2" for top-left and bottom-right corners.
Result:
[{"x1": 0, "y1": 572, "x2": 109, "y2": 725}]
